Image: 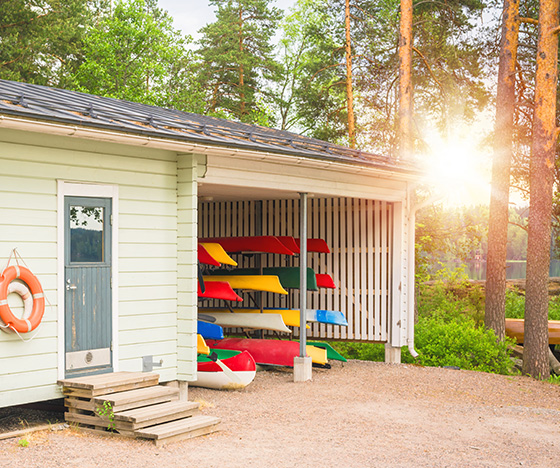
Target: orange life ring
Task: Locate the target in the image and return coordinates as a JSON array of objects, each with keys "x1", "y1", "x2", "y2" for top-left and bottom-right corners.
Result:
[{"x1": 0, "y1": 265, "x2": 45, "y2": 333}]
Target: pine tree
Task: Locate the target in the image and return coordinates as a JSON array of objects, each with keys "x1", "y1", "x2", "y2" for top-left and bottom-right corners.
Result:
[
  {"x1": 524, "y1": 0, "x2": 560, "y2": 379},
  {"x1": 485, "y1": 0, "x2": 520, "y2": 341},
  {"x1": 196, "y1": 0, "x2": 282, "y2": 125}
]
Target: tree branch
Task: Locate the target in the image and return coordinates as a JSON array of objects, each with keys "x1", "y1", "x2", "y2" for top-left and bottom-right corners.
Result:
[
  {"x1": 519, "y1": 17, "x2": 538, "y2": 25},
  {"x1": 412, "y1": 46, "x2": 444, "y2": 93},
  {"x1": 0, "y1": 12, "x2": 53, "y2": 29}
]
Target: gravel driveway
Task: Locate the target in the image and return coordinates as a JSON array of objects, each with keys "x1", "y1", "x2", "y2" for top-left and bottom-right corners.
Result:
[{"x1": 1, "y1": 360, "x2": 560, "y2": 467}]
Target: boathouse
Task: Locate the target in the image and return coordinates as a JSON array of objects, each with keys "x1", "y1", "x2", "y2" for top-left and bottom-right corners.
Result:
[{"x1": 0, "y1": 79, "x2": 421, "y2": 408}]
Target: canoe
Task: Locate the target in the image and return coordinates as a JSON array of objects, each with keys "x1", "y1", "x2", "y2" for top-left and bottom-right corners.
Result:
[
  {"x1": 200, "y1": 307, "x2": 308, "y2": 328},
  {"x1": 203, "y1": 275, "x2": 288, "y2": 295},
  {"x1": 192, "y1": 350, "x2": 256, "y2": 390},
  {"x1": 210, "y1": 267, "x2": 318, "y2": 290},
  {"x1": 198, "y1": 281, "x2": 243, "y2": 302},
  {"x1": 276, "y1": 237, "x2": 331, "y2": 254},
  {"x1": 306, "y1": 309, "x2": 348, "y2": 326},
  {"x1": 505, "y1": 318, "x2": 560, "y2": 345},
  {"x1": 198, "y1": 236, "x2": 295, "y2": 255},
  {"x1": 306, "y1": 341, "x2": 347, "y2": 362},
  {"x1": 316, "y1": 274, "x2": 336, "y2": 289},
  {"x1": 198, "y1": 312, "x2": 291, "y2": 334},
  {"x1": 205, "y1": 338, "x2": 328, "y2": 366},
  {"x1": 197, "y1": 320, "x2": 224, "y2": 340},
  {"x1": 198, "y1": 244, "x2": 220, "y2": 266},
  {"x1": 199, "y1": 242, "x2": 237, "y2": 266},
  {"x1": 197, "y1": 334, "x2": 210, "y2": 355}
]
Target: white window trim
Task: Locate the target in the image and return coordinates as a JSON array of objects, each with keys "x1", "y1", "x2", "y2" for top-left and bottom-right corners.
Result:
[{"x1": 57, "y1": 181, "x2": 119, "y2": 379}]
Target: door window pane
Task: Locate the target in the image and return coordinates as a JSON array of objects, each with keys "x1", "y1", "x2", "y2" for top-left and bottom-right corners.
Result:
[{"x1": 70, "y1": 206, "x2": 104, "y2": 263}]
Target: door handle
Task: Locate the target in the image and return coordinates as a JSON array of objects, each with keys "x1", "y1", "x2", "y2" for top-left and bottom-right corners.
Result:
[{"x1": 66, "y1": 279, "x2": 77, "y2": 291}]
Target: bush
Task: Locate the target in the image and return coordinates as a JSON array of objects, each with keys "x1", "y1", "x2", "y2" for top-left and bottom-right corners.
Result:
[
  {"x1": 504, "y1": 288, "x2": 525, "y2": 318},
  {"x1": 331, "y1": 277, "x2": 515, "y2": 374},
  {"x1": 417, "y1": 273, "x2": 485, "y2": 326},
  {"x1": 505, "y1": 288, "x2": 560, "y2": 320},
  {"x1": 414, "y1": 315, "x2": 515, "y2": 374}
]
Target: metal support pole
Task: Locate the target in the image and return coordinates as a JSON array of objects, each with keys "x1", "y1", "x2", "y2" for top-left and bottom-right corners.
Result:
[{"x1": 299, "y1": 192, "x2": 308, "y2": 357}]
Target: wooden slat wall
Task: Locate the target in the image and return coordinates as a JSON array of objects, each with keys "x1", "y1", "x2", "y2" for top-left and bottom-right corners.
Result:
[{"x1": 198, "y1": 197, "x2": 393, "y2": 342}]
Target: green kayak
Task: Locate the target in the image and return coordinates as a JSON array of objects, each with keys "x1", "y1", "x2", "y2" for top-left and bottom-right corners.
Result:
[
  {"x1": 307, "y1": 341, "x2": 347, "y2": 362},
  {"x1": 210, "y1": 266, "x2": 318, "y2": 291},
  {"x1": 197, "y1": 348, "x2": 241, "y2": 362}
]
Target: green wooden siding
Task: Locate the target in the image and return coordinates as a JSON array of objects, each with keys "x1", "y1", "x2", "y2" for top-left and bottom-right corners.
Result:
[{"x1": 0, "y1": 129, "x2": 202, "y2": 408}]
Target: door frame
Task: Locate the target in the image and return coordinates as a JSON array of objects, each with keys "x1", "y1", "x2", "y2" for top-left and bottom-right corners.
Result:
[{"x1": 57, "y1": 181, "x2": 119, "y2": 380}]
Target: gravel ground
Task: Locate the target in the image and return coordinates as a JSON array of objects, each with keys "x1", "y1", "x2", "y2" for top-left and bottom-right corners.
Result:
[{"x1": 1, "y1": 360, "x2": 560, "y2": 468}]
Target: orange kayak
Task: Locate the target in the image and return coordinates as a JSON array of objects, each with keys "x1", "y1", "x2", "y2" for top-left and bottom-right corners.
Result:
[{"x1": 505, "y1": 318, "x2": 560, "y2": 345}]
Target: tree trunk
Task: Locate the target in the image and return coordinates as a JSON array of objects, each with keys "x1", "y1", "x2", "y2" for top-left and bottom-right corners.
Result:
[
  {"x1": 524, "y1": 0, "x2": 560, "y2": 379},
  {"x1": 238, "y1": 4, "x2": 245, "y2": 118},
  {"x1": 485, "y1": 0, "x2": 520, "y2": 341},
  {"x1": 398, "y1": 0, "x2": 413, "y2": 159},
  {"x1": 344, "y1": 0, "x2": 356, "y2": 148}
]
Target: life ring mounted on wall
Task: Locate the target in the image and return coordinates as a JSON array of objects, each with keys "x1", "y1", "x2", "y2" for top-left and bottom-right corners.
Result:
[{"x1": 0, "y1": 265, "x2": 45, "y2": 333}]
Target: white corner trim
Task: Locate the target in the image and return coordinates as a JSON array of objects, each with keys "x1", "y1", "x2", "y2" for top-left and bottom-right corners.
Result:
[{"x1": 56, "y1": 181, "x2": 119, "y2": 380}]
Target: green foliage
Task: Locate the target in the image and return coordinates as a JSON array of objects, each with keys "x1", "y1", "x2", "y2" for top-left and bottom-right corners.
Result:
[
  {"x1": 414, "y1": 315, "x2": 514, "y2": 374},
  {"x1": 196, "y1": 0, "x2": 282, "y2": 124},
  {"x1": 505, "y1": 289, "x2": 560, "y2": 321},
  {"x1": 17, "y1": 438, "x2": 29, "y2": 448},
  {"x1": 95, "y1": 400, "x2": 115, "y2": 431},
  {"x1": 417, "y1": 268, "x2": 486, "y2": 326},
  {"x1": 333, "y1": 278, "x2": 515, "y2": 375},
  {"x1": 0, "y1": 0, "x2": 106, "y2": 86},
  {"x1": 504, "y1": 288, "x2": 525, "y2": 319},
  {"x1": 548, "y1": 374, "x2": 560, "y2": 385},
  {"x1": 70, "y1": 0, "x2": 205, "y2": 112}
]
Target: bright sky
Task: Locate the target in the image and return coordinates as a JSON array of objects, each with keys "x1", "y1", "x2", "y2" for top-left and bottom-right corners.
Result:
[{"x1": 157, "y1": 0, "x2": 297, "y2": 41}]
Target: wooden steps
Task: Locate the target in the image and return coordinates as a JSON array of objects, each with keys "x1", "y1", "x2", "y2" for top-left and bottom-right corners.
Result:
[
  {"x1": 94, "y1": 385, "x2": 180, "y2": 412},
  {"x1": 57, "y1": 371, "x2": 219, "y2": 445},
  {"x1": 136, "y1": 415, "x2": 221, "y2": 447}
]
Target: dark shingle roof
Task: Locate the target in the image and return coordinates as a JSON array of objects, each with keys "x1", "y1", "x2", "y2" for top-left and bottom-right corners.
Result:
[{"x1": 0, "y1": 79, "x2": 418, "y2": 174}]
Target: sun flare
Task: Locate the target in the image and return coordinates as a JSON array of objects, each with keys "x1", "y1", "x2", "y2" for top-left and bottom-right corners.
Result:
[{"x1": 422, "y1": 136, "x2": 491, "y2": 207}]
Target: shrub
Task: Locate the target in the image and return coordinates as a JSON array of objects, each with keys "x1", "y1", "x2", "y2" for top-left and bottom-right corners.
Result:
[
  {"x1": 504, "y1": 288, "x2": 560, "y2": 320},
  {"x1": 505, "y1": 288, "x2": 525, "y2": 318},
  {"x1": 414, "y1": 315, "x2": 515, "y2": 374},
  {"x1": 417, "y1": 273, "x2": 485, "y2": 326}
]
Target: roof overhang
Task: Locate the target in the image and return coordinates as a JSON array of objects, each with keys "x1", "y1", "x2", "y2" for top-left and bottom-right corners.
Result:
[{"x1": 0, "y1": 114, "x2": 422, "y2": 184}]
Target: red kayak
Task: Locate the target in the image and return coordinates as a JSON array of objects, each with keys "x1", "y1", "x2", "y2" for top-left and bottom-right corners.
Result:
[
  {"x1": 206, "y1": 338, "x2": 298, "y2": 367},
  {"x1": 198, "y1": 281, "x2": 242, "y2": 302},
  {"x1": 193, "y1": 350, "x2": 256, "y2": 390},
  {"x1": 276, "y1": 237, "x2": 331, "y2": 254},
  {"x1": 205, "y1": 338, "x2": 327, "y2": 367},
  {"x1": 198, "y1": 236, "x2": 295, "y2": 255},
  {"x1": 198, "y1": 244, "x2": 220, "y2": 266},
  {"x1": 316, "y1": 273, "x2": 336, "y2": 289}
]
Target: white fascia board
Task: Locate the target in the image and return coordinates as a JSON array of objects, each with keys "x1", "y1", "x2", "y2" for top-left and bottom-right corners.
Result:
[{"x1": 0, "y1": 115, "x2": 420, "y2": 185}]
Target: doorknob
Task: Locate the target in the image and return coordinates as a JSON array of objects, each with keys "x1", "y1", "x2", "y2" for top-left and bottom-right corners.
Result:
[{"x1": 66, "y1": 279, "x2": 77, "y2": 291}]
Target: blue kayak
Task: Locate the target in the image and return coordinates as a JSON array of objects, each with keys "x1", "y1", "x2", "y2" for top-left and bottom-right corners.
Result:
[
  {"x1": 306, "y1": 309, "x2": 348, "y2": 326},
  {"x1": 197, "y1": 320, "x2": 224, "y2": 340}
]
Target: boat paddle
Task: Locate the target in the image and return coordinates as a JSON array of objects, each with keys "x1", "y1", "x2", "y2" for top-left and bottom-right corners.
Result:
[{"x1": 208, "y1": 352, "x2": 242, "y2": 384}]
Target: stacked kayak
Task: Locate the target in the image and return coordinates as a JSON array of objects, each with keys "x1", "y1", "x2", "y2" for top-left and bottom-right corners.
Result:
[
  {"x1": 195, "y1": 235, "x2": 348, "y2": 388},
  {"x1": 192, "y1": 349, "x2": 257, "y2": 390},
  {"x1": 206, "y1": 338, "x2": 328, "y2": 367}
]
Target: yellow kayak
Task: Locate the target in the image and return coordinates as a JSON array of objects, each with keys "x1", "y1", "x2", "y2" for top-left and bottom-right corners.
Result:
[
  {"x1": 197, "y1": 334, "x2": 210, "y2": 355},
  {"x1": 201, "y1": 308, "x2": 308, "y2": 328},
  {"x1": 306, "y1": 345, "x2": 328, "y2": 366},
  {"x1": 203, "y1": 275, "x2": 288, "y2": 295},
  {"x1": 199, "y1": 243, "x2": 237, "y2": 266}
]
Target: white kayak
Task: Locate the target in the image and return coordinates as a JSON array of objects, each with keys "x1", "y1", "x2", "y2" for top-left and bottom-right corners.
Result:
[{"x1": 199, "y1": 312, "x2": 291, "y2": 334}]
